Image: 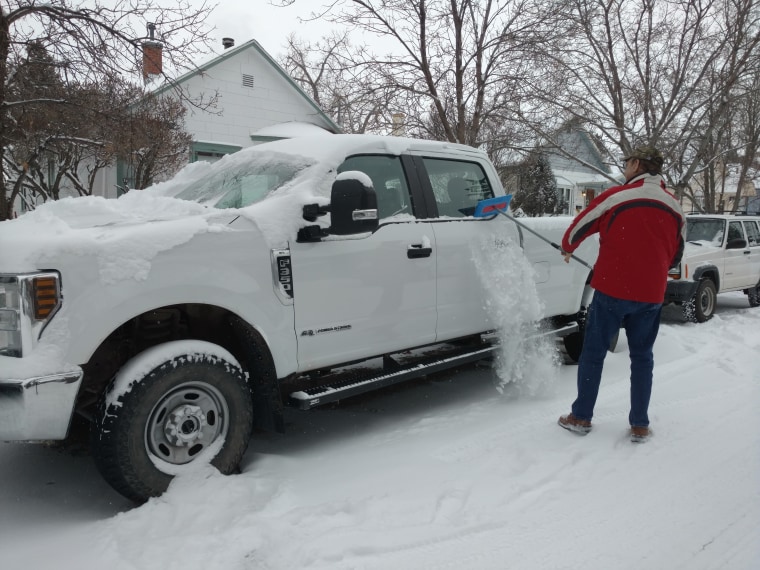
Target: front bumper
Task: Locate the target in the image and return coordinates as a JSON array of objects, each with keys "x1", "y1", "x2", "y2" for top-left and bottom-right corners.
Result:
[
  {"x1": 664, "y1": 280, "x2": 699, "y2": 303},
  {"x1": 0, "y1": 369, "x2": 82, "y2": 441}
]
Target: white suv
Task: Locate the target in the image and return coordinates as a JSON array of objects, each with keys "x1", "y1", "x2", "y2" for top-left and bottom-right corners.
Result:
[{"x1": 665, "y1": 214, "x2": 760, "y2": 321}]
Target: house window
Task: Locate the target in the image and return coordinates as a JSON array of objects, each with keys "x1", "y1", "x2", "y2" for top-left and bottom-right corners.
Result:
[
  {"x1": 190, "y1": 142, "x2": 242, "y2": 164},
  {"x1": 242, "y1": 74, "x2": 254, "y2": 88}
]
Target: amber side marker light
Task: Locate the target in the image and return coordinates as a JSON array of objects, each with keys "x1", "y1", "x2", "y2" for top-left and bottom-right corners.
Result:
[{"x1": 33, "y1": 276, "x2": 59, "y2": 320}]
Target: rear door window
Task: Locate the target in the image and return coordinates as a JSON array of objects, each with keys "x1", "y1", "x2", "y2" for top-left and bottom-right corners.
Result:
[
  {"x1": 742, "y1": 220, "x2": 760, "y2": 246},
  {"x1": 727, "y1": 221, "x2": 746, "y2": 244},
  {"x1": 420, "y1": 158, "x2": 495, "y2": 218}
]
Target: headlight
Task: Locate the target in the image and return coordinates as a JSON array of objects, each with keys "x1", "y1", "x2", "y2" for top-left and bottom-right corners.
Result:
[
  {"x1": 667, "y1": 263, "x2": 688, "y2": 280},
  {"x1": 0, "y1": 273, "x2": 61, "y2": 357},
  {"x1": 0, "y1": 277, "x2": 22, "y2": 356}
]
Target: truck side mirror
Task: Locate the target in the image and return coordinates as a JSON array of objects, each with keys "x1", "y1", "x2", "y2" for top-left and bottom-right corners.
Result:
[{"x1": 329, "y1": 175, "x2": 379, "y2": 235}]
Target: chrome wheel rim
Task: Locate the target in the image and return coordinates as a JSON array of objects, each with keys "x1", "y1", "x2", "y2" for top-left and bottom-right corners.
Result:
[
  {"x1": 699, "y1": 286, "x2": 715, "y2": 316},
  {"x1": 145, "y1": 382, "x2": 229, "y2": 465}
]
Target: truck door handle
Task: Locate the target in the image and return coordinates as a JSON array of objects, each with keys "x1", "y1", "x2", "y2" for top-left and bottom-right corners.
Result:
[{"x1": 407, "y1": 244, "x2": 432, "y2": 259}]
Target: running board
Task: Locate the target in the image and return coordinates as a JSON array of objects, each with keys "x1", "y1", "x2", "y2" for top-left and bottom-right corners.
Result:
[
  {"x1": 288, "y1": 322, "x2": 579, "y2": 410},
  {"x1": 481, "y1": 322, "x2": 578, "y2": 343},
  {"x1": 289, "y1": 345, "x2": 497, "y2": 410}
]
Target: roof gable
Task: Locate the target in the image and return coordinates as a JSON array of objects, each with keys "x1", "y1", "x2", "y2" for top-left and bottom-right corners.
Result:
[
  {"x1": 151, "y1": 39, "x2": 340, "y2": 133},
  {"x1": 544, "y1": 123, "x2": 611, "y2": 175}
]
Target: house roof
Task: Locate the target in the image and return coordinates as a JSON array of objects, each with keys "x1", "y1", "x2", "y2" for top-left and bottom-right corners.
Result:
[
  {"x1": 250, "y1": 121, "x2": 334, "y2": 142},
  {"x1": 150, "y1": 39, "x2": 341, "y2": 133},
  {"x1": 553, "y1": 168, "x2": 617, "y2": 188}
]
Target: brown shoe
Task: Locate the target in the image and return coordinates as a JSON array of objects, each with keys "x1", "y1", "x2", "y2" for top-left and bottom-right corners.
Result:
[
  {"x1": 558, "y1": 413, "x2": 592, "y2": 435},
  {"x1": 630, "y1": 426, "x2": 652, "y2": 443}
]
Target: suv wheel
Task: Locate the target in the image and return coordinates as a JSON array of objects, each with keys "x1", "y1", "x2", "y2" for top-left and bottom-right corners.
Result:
[
  {"x1": 683, "y1": 278, "x2": 716, "y2": 322},
  {"x1": 748, "y1": 284, "x2": 760, "y2": 308}
]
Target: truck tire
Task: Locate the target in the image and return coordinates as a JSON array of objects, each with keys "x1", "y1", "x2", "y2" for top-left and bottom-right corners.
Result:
[
  {"x1": 91, "y1": 341, "x2": 253, "y2": 503},
  {"x1": 683, "y1": 278, "x2": 716, "y2": 322},
  {"x1": 562, "y1": 330, "x2": 584, "y2": 363},
  {"x1": 562, "y1": 327, "x2": 619, "y2": 363},
  {"x1": 748, "y1": 283, "x2": 760, "y2": 307}
]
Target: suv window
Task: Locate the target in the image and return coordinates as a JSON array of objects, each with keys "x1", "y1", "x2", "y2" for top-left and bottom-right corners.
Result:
[
  {"x1": 421, "y1": 158, "x2": 495, "y2": 218},
  {"x1": 728, "y1": 221, "x2": 745, "y2": 243},
  {"x1": 743, "y1": 220, "x2": 760, "y2": 246},
  {"x1": 685, "y1": 218, "x2": 725, "y2": 246},
  {"x1": 338, "y1": 155, "x2": 413, "y2": 220}
]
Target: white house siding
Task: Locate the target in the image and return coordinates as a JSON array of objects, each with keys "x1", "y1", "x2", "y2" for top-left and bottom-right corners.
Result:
[
  {"x1": 545, "y1": 128, "x2": 617, "y2": 214},
  {"x1": 181, "y1": 49, "x2": 325, "y2": 149}
]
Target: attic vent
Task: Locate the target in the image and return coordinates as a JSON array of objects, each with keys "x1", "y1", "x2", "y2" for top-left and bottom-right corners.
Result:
[{"x1": 242, "y1": 74, "x2": 254, "y2": 88}]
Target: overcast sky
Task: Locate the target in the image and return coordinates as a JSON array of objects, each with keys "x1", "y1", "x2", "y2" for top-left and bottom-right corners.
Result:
[{"x1": 200, "y1": 0, "x2": 331, "y2": 58}]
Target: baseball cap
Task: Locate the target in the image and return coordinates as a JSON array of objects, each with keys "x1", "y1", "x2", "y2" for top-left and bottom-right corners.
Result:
[{"x1": 624, "y1": 145, "x2": 664, "y2": 165}]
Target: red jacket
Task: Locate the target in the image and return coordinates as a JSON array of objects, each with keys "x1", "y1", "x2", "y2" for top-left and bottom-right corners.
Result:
[{"x1": 562, "y1": 173, "x2": 685, "y2": 303}]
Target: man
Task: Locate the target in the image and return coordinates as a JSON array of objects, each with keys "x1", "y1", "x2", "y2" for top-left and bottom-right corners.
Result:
[{"x1": 557, "y1": 145, "x2": 685, "y2": 443}]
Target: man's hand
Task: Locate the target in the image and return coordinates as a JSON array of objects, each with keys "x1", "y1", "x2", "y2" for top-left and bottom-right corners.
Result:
[{"x1": 561, "y1": 251, "x2": 572, "y2": 264}]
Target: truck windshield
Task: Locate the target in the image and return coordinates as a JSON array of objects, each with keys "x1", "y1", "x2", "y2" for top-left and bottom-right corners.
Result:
[
  {"x1": 174, "y1": 154, "x2": 311, "y2": 208},
  {"x1": 686, "y1": 218, "x2": 725, "y2": 246}
]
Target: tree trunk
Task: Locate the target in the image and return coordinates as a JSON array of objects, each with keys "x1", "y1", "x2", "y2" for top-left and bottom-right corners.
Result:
[{"x1": 0, "y1": 11, "x2": 11, "y2": 220}]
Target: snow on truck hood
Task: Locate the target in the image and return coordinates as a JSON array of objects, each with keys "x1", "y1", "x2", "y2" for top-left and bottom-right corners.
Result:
[{"x1": 0, "y1": 136, "x2": 359, "y2": 275}]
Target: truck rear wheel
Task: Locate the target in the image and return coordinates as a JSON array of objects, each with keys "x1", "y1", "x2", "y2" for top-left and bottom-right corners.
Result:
[
  {"x1": 683, "y1": 278, "x2": 716, "y2": 322},
  {"x1": 748, "y1": 283, "x2": 760, "y2": 307},
  {"x1": 91, "y1": 341, "x2": 253, "y2": 503}
]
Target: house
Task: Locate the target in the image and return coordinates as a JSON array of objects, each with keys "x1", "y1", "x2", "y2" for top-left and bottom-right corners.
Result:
[
  {"x1": 500, "y1": 122, "x2": 618, "y2": 215},
  {"x1": 682, "y1": 162, "x2": 760, "y2": 214},
  {"x1": 544, "y1": 124, "x2": 617, "y2": 214},
  {"x1": 101, "y1": 37, "x2": 340, "y2": 198}
]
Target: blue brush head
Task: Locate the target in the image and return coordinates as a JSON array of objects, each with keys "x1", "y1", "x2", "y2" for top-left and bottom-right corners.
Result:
[{"x1": 472, "y1": 195, "x2": 513, "y2": 218}]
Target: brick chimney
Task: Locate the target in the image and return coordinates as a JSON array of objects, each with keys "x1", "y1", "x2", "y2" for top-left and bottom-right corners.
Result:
[{"x1": 142, "y1": 23, "x2": 163, "y2": 80}]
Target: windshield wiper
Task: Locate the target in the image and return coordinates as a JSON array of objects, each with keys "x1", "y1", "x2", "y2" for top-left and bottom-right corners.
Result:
[{"x1": 687, "y1": 241, "x2": 703, "y2": 246}]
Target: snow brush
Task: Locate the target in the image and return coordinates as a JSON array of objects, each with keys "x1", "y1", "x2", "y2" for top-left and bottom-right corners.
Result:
[{"x1": 473, "y1": 195, "x2": 593, "y2": 270}]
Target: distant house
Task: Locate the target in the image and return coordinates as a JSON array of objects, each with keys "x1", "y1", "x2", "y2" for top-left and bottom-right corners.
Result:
[
  {"x1": 501, "y1": 122, "x2": 617, "y2": 215},
  {"x1": 683, "y1": 162, "x2": 760, "y2": 214},
  {"x1": 544, "y1": 123, "x2": 617, "y2": 214},
  {"x1": 99, "y1": 38, "x2": 340, "y2": 199}
]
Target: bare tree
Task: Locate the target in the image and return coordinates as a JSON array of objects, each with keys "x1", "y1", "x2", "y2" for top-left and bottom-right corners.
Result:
[
  {"x1": 115, "y1": 93, "x2": 193, "y2": 191},
  {"x1": 726, "y1": 67, "x2": 760, "y2": 213},
  {"x1": 276, "y1": 0, "x2": 566, "y2": 156},
  {"x1": 282, "y1": 32, "x2": 395, "y2": 134},
  {"x1": 523, "y1": 0, "x2": 760, "y2": 209},
  {"x1": 4, "y1": 44, "x2": 193, "y2": 207},
  {"x1": 0, "y1": 0, "x2": 215, "y2": 220}
]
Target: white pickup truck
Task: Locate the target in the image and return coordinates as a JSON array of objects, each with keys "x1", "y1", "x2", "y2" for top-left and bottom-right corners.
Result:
[
  {"x1": 665, "y1": 214, "x2": 760, "y2": 321},
  {"x1": 0, "y1": 134, "x2": 597, "y2": 502}
]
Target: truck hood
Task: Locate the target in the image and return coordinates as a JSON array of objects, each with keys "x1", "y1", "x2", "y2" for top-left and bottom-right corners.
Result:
[
  {"x1": 0, "y1": 193, "x2": 237, "y2": 280},
  {"x1": 682, "y1": 240, "x2": 723, "y2": 263}
]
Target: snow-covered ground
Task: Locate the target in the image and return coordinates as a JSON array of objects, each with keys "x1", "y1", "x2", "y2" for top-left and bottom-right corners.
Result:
[{"x1": 0, "y1": 293, "x2": 758, "y2": 570}]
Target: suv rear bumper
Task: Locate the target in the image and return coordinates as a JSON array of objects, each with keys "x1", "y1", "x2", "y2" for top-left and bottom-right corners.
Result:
[
  {"x1": 664, "y1": 280, "x2": 699, "y2": 303},
  {"x1": 0, "y1": 369, "x2": 82, "y2": 441}
]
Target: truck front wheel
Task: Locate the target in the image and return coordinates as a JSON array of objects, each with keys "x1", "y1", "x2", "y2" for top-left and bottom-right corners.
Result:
[
  {"x1": 684, "y1": 278, "x2": 716, "y2": 322},
  {"x1": 91, "y1": 341, "x2": 253, "y2": 503}
]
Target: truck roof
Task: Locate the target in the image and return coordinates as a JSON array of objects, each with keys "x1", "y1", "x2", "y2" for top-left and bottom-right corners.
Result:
[{"x1": 254, "y1": 133, "x2": 487, "y2": 162}]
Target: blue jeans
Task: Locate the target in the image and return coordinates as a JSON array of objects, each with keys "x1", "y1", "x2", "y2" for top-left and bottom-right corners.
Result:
[{"x1": 571, "y1": 291, "x2": 662, "y2": 427}]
